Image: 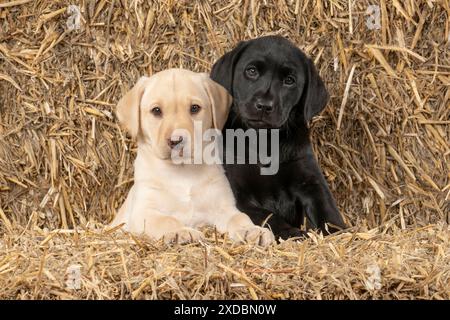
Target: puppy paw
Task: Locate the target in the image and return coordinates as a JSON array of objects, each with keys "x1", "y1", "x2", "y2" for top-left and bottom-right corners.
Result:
[
  {"x1": 162, "y1": 227, "x2": 204, "y2": 244},
  {"x1": 277, "y1": 228, "x2": 308, "y2": 240},
  {"x1": 230, "y1": 226, "x2": 275, "y2": 246}
]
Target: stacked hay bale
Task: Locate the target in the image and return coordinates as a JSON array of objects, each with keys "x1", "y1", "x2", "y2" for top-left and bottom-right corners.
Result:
[{"x1": 0, "y1": 0, "x2": 448, "y2": 299}]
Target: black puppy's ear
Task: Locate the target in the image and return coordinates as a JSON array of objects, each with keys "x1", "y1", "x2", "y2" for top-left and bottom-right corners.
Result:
[
  {"x1": 300, "y1": 57, "x2": 330, "y2": 123},
  {"x1": 210, "y1": 41, "x2": 249, "y2": 94}
]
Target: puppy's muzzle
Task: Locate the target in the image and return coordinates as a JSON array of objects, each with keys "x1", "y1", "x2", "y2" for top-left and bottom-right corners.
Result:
[
  {"x1": 167, "y1": 136, "x2": 184, "y2": 149},
  {"x1": 255, "y1": 98, "x2": 274, "y2": 113}
]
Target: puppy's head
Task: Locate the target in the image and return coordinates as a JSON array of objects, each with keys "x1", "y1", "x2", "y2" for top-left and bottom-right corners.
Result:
[
  {"x1": 211, "y1": 35, "x2": 329, "y2": 129},
  {"x1": 116, "y1": 69, "x2": 231, "y2": 160}
]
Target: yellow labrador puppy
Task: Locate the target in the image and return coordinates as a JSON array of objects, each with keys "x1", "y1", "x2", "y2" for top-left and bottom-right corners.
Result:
[{"x1": 111, "y1": 69, "x2": 274, "y2": 246}]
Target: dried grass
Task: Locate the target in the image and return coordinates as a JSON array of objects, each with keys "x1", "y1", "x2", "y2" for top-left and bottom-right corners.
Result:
[
  {"x1": 0, "y1": 224, "x2": 449, "y2": 299},
  {"x1": 0, "y1": 0, "x2": 449, "y2": 299}
]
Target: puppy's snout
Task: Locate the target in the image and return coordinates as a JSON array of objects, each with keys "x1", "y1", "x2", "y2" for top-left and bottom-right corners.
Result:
[
  {"x1": 255, "y1": 100, "x2": 274, "y2": 113},
  {"x1": 168, "y1": 136, "x2": 184, "y2": 149}
]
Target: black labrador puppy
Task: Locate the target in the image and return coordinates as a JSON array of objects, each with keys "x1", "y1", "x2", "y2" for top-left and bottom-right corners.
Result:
[{"x1": 210, "y1": 35, "x2": 347, "y2": 240}]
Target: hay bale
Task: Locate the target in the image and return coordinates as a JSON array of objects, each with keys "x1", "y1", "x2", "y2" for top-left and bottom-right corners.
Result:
[
  {"x1": 0, "y1": 0, "x2": 449, "y2": 299},
  {"x1": 0, "y1": 225, "x2": 448, "y2": 299}
]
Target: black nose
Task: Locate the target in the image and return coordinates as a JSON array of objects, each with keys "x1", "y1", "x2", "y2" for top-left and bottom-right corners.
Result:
[
  {"x1": 168, "y1": 136, "x2": 183, "y2": 149},
  {"x1": 255, "y1": 101, "x2": 274, "y2": 113}
]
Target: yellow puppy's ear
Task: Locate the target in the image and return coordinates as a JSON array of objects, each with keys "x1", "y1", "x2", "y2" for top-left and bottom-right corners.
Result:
[
  {"x1": 116, "y1": 76, "x2": 150, "y2": 138},
  {"x1": 202, "y1": 74, "x2": 232, "y2": 130}
]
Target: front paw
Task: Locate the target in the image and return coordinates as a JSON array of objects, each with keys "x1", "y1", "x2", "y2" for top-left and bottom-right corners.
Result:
[
  {"x1": 230, "y1": 226, "x2": 275, "y2": 246},
  {"x1": 162, "y1": 227, "x2": 204, "y2": 244},
  {"x1": 277, "y1": 227, "x2": 308, "y2": 240}
]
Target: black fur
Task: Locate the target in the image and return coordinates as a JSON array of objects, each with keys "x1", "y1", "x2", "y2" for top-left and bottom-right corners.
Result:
[{"x1": 211, "y1": 35, "x2": 347, "y2": 240}]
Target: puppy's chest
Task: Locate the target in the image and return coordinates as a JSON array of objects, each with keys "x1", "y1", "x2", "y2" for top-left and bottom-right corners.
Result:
[
  {"x1": 155, "y1": 180, "x2": 195, "y2": 207},
  {"x1": 151, "y1": 175, "x2": 214, "y2": 220}
]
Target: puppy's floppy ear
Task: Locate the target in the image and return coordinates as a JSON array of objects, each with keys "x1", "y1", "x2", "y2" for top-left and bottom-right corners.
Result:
[
  {"x1": 202, "y1": 75, "x2": 232, "y2": 130},
  {"x1": 116, "y1": 76, "x2": 150, "y2": 138},
  {"x1": 210, "y1": 41, "x2": 249, "y2": 94},
  {"x1": 300, "y1": 57, "x2": 330, "y2": 124}
]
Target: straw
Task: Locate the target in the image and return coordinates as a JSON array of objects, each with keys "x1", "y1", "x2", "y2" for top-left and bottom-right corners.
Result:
[{"x1": 0, "y1": 0, "x2": 449, "y2": 299}]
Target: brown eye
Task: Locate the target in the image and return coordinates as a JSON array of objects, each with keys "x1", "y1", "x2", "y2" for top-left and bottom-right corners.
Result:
[
  {"x1": 190, "y1": 104, "x2": 201, "y2": 114},
  {"x1": 284, "y1": 75, "x2": 296, "y2": 86},
  {"x1": 151, "y1": 106, "x2": 162, "y2": 117},
  {"x1": 245, "y1": 66, "x2": 258, "y2": 78}
]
